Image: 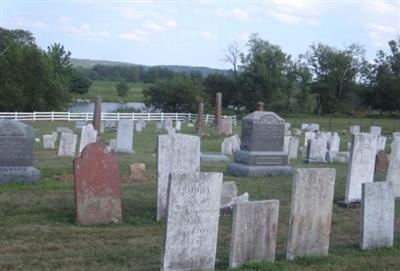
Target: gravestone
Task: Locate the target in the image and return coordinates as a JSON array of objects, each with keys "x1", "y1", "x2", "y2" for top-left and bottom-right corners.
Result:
[
  {"x1": 306, "y1": 132, "x2": 328, "y2": 163},
  {"x1": 288, "y1": 136, "x2": 299, "y2": 160},
  {"x1": 293, "y1": 128, "x2": 302, "y2": 136},
  {"x1": 43, "y1": 134, "x2": 56, "y2": 149},
  {"x1": 221, "y1": 135, "x2": 241, "y2": 156},
  {"x1": 284, "y1": 122, "x2": 291, "y2": 135},
  {"x1": 375, "y1": 150, "x2": 388, "y2": 173},
  {"x1": 287, "y1": 168, "x2": 336, "y2": 260},
  {"x1": 344, "y1": 133, "x2": 378, "y2": 204},
  {"x1": 369, "y1": 126, "x2": 381, "y2": 136},
  {"x1": 163, "y1": 119, "x2": 173, "y2": 130},
  {"x1": 93, "y1": 96, "x2": 102, "y2": 133},
  {"x1": 386, "y1": 137, "x2": 400, "y2": 197},
  {"x1": 56, "y1": 127, "x2": 72, "y2": 133},
  {"x1": 0, "y1": 120, "x2": 40, "y2": 184},
  {"x1": 161, "y1": 172, "x2": 222, "y2": 271},
  {"x1": 221, "y1": 181, "x2": 238, "y2": 206},
  {"x1": 222, "y1": 119, "x2": 232, "y2": 136},
  {"x1": 157, "y1": 132, "x2": 200, "y2": 221},
  {"x1": 73, "y1": 142, "x2": 122, "y2": 225},
  {"x1": 360, "y1": 182, "x2": 394, "y2": 250},
  {"x1": 229, "y1": 200, "x2": 279, "y2": 268},
  {"x1": 377, "y1": 136, "x2": 387, "y2": 152},
  {"x1": 52, "y1": 131, "x2": 58, "y2": 142},
  {"x1": 58, "y1": 132, "x2": 77, "y2": 157},
  {"x1": 304, "y1": 131, "x2": 315, "y2": 147},
  {"x1": 135, "y1": 121, "x2": 142, "y2": 133},
  {"x1": 301, "y1": 123, "x2": 319, "y2": 131},
  {"x1": 79, "y1": 123, "x2": 97, "y2": 153},
  {"x1": 196, "y1": 102, "x2": 204, "y2": 136},
  {"x1": 350, "y1": 125, "x2": 360, "y2": 134},
  {"x1": 215, "y1": 92, "x2": 223, "y2": 134},
  {"x1": 108, "y1": 139, "x2": 116, "y2": 152},
  {"x1": 128, "y1": 163, "x2": 147, "y2": 182},
  {"x1": 175, "y1": 120, "x2": 182, "y2": 131},
  {"x1": 115, "y1": 120, "x2": 134, "y2": 154},
  {"x1": 156, "y1": 121, "x2": 164, "y2": 129},
  {"x1": 283, "y1": 135, "x2": 291, "y2": 154},
  {"x1": 329, "y1": 132, "x2": 340, "y2": 152},
  {"x1": 228, "y1": 103, "x2": 292, "y2": 176}
]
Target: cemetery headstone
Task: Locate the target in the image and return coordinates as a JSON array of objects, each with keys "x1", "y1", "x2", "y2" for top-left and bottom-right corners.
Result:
[
  {"x1": 215, "y1": 92, "x2": 223, "y2": 134},
  {"x1": 161, "y1": 172, "x2": 222, "y2": 271},
  {"x1": 369, "y1": 126, "x2": 381, "y2": 136},
  {"x1": 157, "y1": 132, "x2": 200, "y2": 221},
  {"x1": 222, "y1": 118, "x2": 232, "y2": 136},
  {"x1": 115, "y1": 120, "x2": 134, "y2": 154},
  {"x1": 175, "y1": 120, "x2": 182, "y2": 131},
  {"x1": 79, "y1": 123, "x2": 97, "y2": 153},
  {"x1": 360, "y1": 182, "x2": 394, "y2": 250},
  {"x1": 288, "y1": 136, "x2": 300, "y2": 160},
  {"x1": 344, "y1": 133, "x2": 378, "y2": 204},
  {"x1": 229, "y1": 200, "x2": 279, "y2": 268},
  {"x1": 128, "y1": 163, "x2": 147, "y2": 182},
  {"x1": 350, "y1": 125, "x2": 360, "y2": 134},
  {"x1": 135, "y1": 121, "x2": 142, "y2": 133},
  {"x1": 221, "y1": 181, "x2": 238, "y2": 206},
  {"x1": 386, "y1": 137, "x2": 400, "y2": 197},
  {"x1": 93, "y1": 96, "x2": 102, "y2": 133},
  {"x1": 283, "y1": 135, "x2": 291, "y2": 154},
  {"x1": 306, "y1": 132, "x2": 328, "y2": 163},
  {"x1": 0, "y1": 120, "x2": 40, "y2": 184},
  {"x1": 73, "y1": 142, "x2": 122, "y2": 225},
  {"x1": 196, "y1": 102, "x2": 204, "y2": 136},
  {"x1": 43, "y1": 134, "x2": 56, "y2": 149},
  {"x1": 58, "y1": 132, "x2": 77, "y2": 157},
  {"x1": 329, "y1": 132, "x2": 340, "y2": 152},
  {"x1": 221, "y1": 135, "x2": 241, "y2": 156},
  {"x1": 377, "y1": 136, "x2": 387, "y2": 152},
  {"x1": 163, "y1": 119, "x2": 173, "y2": 130},
  {"x1": 287, "y1": 168, "x2": 336, "y2": 260},
  {"x1": 375, "y1": 150, "x2": 388, "y2": 173}
]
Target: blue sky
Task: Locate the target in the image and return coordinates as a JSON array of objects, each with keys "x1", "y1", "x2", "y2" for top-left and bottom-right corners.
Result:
[{"x1": 1, "y1": 0, "x2": 399, "y2": 68}]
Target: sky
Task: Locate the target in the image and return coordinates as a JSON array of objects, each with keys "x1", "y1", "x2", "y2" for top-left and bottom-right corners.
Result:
[{"x1": 1, "y1": 0, "x2": 399, "y2": 69}]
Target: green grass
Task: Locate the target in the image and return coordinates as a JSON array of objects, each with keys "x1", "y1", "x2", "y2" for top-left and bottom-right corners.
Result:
[
  {"x1": 0, "y1": 119, "x2": 399, "y2": 270},
  {"x1": 73, "y1": 80, "x2": 149, "y2": 102}
]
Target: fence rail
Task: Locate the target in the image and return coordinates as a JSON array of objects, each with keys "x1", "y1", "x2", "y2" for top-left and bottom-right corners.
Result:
[{"x1": 0, "y1": 112, "x2": 237, "y2": 126}]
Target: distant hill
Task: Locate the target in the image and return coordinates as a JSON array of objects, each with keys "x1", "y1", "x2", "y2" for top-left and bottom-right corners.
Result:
[{"x1": 71, "y1": 58, "x2": 231, "y2": 77}]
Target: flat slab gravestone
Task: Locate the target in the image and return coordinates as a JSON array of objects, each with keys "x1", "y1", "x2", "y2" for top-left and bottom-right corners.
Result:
[
  {"x1": 73, "y1": 142, "x2": 122, "y2": 225},
  {"x1": 161, "y1": 172, "x2": 222, "y2": 271},
  {"x1": 344, "y1": 133, "x2": 378, "y2": 204},
  {"x1": 0, "y1": 120, "x2": 40, "y2": 184},
  {"x1": 287, "y1": 168, "x2": 336, "y2": 260},
  {"x1": 58, "y1": 132, "x2": 77, "y2": 156},
  {"x1": 360, "y1": 182, "x2": 394, "y2": 250},
  {"x1": 43, "y1": 134, "x2": 56, "y2": 149},
  {"x1": 157, "y1": 132, "x2": 200, "y2": 221},
  {"x1": 79, "y1": 123, "x2": 97, "y2": 153},
  {"x1": 386, "y1": 137, "x2": 400, "y2": 197},
  {"x1": 229, "y1": 200, "x2": 279, "y2": 268},
  {"x1": 115, "y1": 120, "x2": 134, "y2": 154}
]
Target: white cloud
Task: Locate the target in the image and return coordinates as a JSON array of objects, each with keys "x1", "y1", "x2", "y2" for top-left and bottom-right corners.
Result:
[
  {"x1": 216, "y1": 7, "x2": 249, "y2": 21},
  {"x1": 142, "y1": 19, "x2": 177, "y2": 32},
  {"x1": 230, "y1": 33, "x2": 249, "y2": 43},
  {"x1": 269, "y1": 10, "x2": 302, "y2": 24},
  {"x1": 306, "y1": 19, "x2": 320, "y2": 26},
  {"x1": 68, "y1": 24, "x2": 111, "y2": 40},
  {"x1": 118, "y1": 29, "x2": 148, "y2": 41},
  {"x1": 59, "y1": 16, "x2": 69, "y2": 23},
  {"x1": 368, "y1": 23, "x2": 398, "y2": 47},
  {"x1": 200, "y1": 31, "x2": 212, "y2": 39}
]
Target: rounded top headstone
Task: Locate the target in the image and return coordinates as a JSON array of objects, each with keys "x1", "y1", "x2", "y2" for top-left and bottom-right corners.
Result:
[{"x1": 256, "y1": 102, "x2": 265, "y2": 111}]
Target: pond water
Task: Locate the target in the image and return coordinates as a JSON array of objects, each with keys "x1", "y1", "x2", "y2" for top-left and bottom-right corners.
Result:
[{"x1": 69, "y1": 102, "x2": 146, "y2": 113}]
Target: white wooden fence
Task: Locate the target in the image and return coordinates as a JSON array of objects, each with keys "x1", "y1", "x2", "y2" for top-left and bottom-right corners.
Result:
[{"x1": 0, "y1": 112, "x2": 237, "y2": 126}]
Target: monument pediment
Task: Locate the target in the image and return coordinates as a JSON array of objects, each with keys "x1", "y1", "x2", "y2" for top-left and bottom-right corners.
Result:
[
  {"x1": 0, "y1": 120, "x2": 26, "y2": 136},
  {"x1": 243, "y1": 111, "x2": 284, "y2": 124}
]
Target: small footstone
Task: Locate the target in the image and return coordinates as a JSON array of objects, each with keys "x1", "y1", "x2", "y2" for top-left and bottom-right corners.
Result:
[{"x1": 128, "y1": 163, "x2": 147, "y2": 182}]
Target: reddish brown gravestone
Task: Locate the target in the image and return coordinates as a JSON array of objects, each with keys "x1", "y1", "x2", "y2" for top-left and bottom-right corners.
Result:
[
  {"x1": 375, "y1": 150, "x2": 388, "y2": 174},
  {"x1": 73, "y1": 142, "x2": 122, "y2": 225}
]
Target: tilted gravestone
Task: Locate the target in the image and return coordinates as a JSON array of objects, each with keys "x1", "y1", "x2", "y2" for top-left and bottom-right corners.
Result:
[
  {"x1": 287, "y1": 168, "x2": 336, "y2": 260},
  {"x1": 386, "y1": 137, "x2": 400, "y2": 197},
  {"x1": 73, "y1": 142, "x2": 122, "y2": 225},
  {"x1": 161, "y1": 172, "x2": 222, "y2": 271},
  {"x1": 157, "y1": 132, "x2": 200, "y2": 221},
  {"x1": 0, "y1": 120, "x2": 40, "y2": 184},
  {"x1": 229, "y1": 200, "x2": 279, "y2": 268},
  {"x1": 79, "y1": 123, "x2": 97, "y2": 153},
  {"x1": 360, "y1": 182, "x2": 394, "y2": 250},
  {"x1": 228, "y1": 103, "x2": 292, "y2": 177},
  {"x1": 376, "y1": 136, "x2": 387, "y2": 152},
  {"x1": 344, "y1": 133, "x2": 378, "y2": 204},
  {"x1": 115, "y1": 120, "x2": 134, "y2": 154},
  {"x1": 58, "y1": 132, "x2": 77, "y2": 156}
]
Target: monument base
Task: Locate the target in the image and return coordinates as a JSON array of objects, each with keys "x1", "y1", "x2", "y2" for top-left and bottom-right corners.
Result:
[
  {"x1": 0, "y1": 166, "x2": 40, "y2": 184},
  {"x1": 338, "y1": 200, "x2": 360, "y2": 208},
  {"x1": 227, "y1": 162, "x2": 293, "y2": 177},
  {"x1": 201, "y1": 153, "x2": 229, "y2": 162}
]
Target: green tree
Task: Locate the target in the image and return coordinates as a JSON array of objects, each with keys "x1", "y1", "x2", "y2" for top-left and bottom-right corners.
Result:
[
  {"x1": 116, "y1": 81, "x2": 130, "y2": 97},
  {"x1": 46, "y1": 43, "x2": 72, "y2": 75},
  {"x1": 143, "y1": 75, "x2": 206, "y2": 112},
  {"x1": 68, "y1": 69, "x2": 92, "y2": 94}
]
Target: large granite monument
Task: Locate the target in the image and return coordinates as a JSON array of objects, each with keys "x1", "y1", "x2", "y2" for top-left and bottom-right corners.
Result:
[
  {"x1": 0, "y1": 120, "x2": 40, "y2": 184},
  {"x1": 228, "y1": 102, "x2": 292, "y2": 176}
]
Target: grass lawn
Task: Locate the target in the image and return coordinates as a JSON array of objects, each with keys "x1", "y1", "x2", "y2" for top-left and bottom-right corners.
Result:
[
  {"x1": 73, "y1": 80, "x2": 149, "y2": 102},
  {"x1": 0, "y1": 118, "x2": 399, "y2": 270}
]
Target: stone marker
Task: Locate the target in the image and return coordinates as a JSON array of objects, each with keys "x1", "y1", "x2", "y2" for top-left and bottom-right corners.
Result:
[
  {"x1": 293, "y1": 128, "x2": 302, "y2": 136},
  {"x1": 284, "y1": 122, "x2": 291, "y2": 135},
  {"x1": 344, "y1": 133, "x2": 378, "y2": 204},
  {"x1": 350, "y1": 125, "x2": 360, "y2": 134},
  {"x1": 221, "y1": 118, "x2": 232, "y2": 136},
  {"x1": 128, "y1": 163, "x2": 147, "y2": 182},
  {"x1": 0, "y1": 120, "x2": 40, "y2": 184},
  {"x1": 301, "y1": 123, "x2": 319, "y2": 131},
  {"x1": 115, "y1": 120, "x2": 134, "y2": 154},
  {"x1": 157, "y1": 132, "x2": 200, "y2": 221},
  {"x1": 393, "y1": 132, "x2": 400, "y2": 138},
  {"x1": 229, "y1": 200, "x2": 279, "y2": 268},
  {"x1": 360, "y1": 182, "x2": 394, "y2": 250},
  {"x1": 108, "y1": 139, "x2": 116, "y2": 151},
  {"x1": 377, "y1": 136, "x2": 387, "y2": 152},
  {"x1": 287, "y1": 168, "x2": 336, "y2": 260},
  {"x1": 56, "y1": 127, "x2": 72, "y2": 133},
  {"x1": 215, "y1": 92, "x2": 223, "y2": 134},
  {"x1": 52, "y1": 131, "x2": 58, "y2": 142},
  {"x1": 58, "y1": 132, "x2": 77, "y2": 157},
  {"x1": 74, "y1": 142, "x2": 122, "y2": 225},
  {"x1": 200, "y1": 153, "x2": 229, "y2": 161},
  {"x1": 93, "y1": 96, "x2": 102, "y2": 133},
  {"x1": 163, "y1": 119, "x2": 173, "y2": 130},
  {"x1": 135, "y1": 121, "x2": 142, "y2": 132},
  {"x1": 228, "y1": 102, "x2": 292, "y2": 176},
  {"x1": 386, "y1": 137, "x2": 400, "y2": 197},
  {"x1": 157, "y1": 121, "x2": 163, "y2": 129},
  {"x1": 79, "y1": 123, "x2": 98, "y2": 153},
  {"x1": 43, "y1": 134, "x2": 56, "y2": 149},
  {"x1": 175, "y1": 120, "x2": 182, "y2": 131},
  {"x1": 288, "y1": 136, "x2": 299, "y2": 160},
  {"x1": 196, "y1": 102, "x2": 204, "y2": 136},
  {"x1": 161, "y1": 172, "x2": 222, "y2": 271},
  {"x1": 375, "y1": 150, "x2": 388, "y2": 173},
  {"x1": 306, "y1": 132, "x2": 328, "y2": 163},
  {"x1": 221, "y1": 181, "x2": 238, "y2": 206},
  {"x1": 329, "y1": 132, "x2": 340, "y2": 152},
  {"x1": 283, "y1": 135, "x2": 291, "y2": 154},
  {"x1": 221, "y1": 135, "x2": 241, "y2": 156},
  {"x1": 304, "y1": 131, "x2": 314, "y2": 147},
  {"x1": 369, "y1": 126, "x2": 381, "y2": 136}
]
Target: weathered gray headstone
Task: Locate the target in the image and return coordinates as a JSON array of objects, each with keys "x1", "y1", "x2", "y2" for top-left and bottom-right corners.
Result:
[
  {"x1": 52, "y1": 131, "x2": 58, "y2": 142},
  {"x1": 135, "y1": 121, "x2": 142, "y2": 133},
  {"x1": 79, "y1": 123, "x2": 97, "y2": 153},
  {"x1": 161, "y1": 172, "x2": 222, "y2": 271},
  {"x1": 369, "y1": 126, "x2": 381, "y2": 136},
  {"x1": 386, "y1": 137, "x2": 400, "y2": 197},
  {"x1": 43, "y1": 134, "x2": 56, "y2": 149},
  {"x1": 0, "y1": 120, "x2": 40, "y2": 184},
  {"x1": 221, "y1": 135, "x2": 241, "y2": 156},
  {"x1": 306, "y1": 132, "x2": 328, "y2": 163},
  {"x1": 283, "y1": 135, "x2": 291, "y2": 154},
  {"x1": 377, "y1": 136, "x2": 387, "y2": 152},
  {"x1": 284, "y1": 122, "x2": 291, "y2": 136},
  {"x1": 58, "y1": 132, "x2": 77, "y2": 157},
  {"x1": 115, "y1": 120, "x2": 134, "y2": 154},
  {"x1": 350, "y1": 125, "x2": 360, "y2": 134},
  {"x1": 360, "y1": 182, "x2": 394, "y2": 250},
  {"x1": 344, "y1": 133, "x2": 378, "y2": 204},
  {"x1": 157, "y1": 132, "x2": 200, "y2": 221},
  {"x1": 293, "y1": 128, "x2": 302, "y2": 136},
  {"x1": 301, "y1": 123, "x2": 319, "y2": 131},
  {"x1": 288, "y1": 136, "x2": 299, "y2": 160},
  {"x1": 304, "y1": 131, "x2": 315, "y2": 147},
  {"x1": 108, "y1": 139, "x2": 116, "y2": 152},
  {"x1": 221, "y1": 181, "x2": 238, "y2": 206},
  {"x1": 329, "y1": 132, "x2": 340, "y2": 152},
  {"x1": 229, "y1": 200, "x2": 279, "y2": 268},
  {"x1": 287, "y1": 168, "x2": 336, "y2": 260},
  {"x1": 175, "y1": 120, "x2": 182, "y2": 131},
  {"x1": 163, "y1": 119, "x2": 173, "y2": 130}
]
